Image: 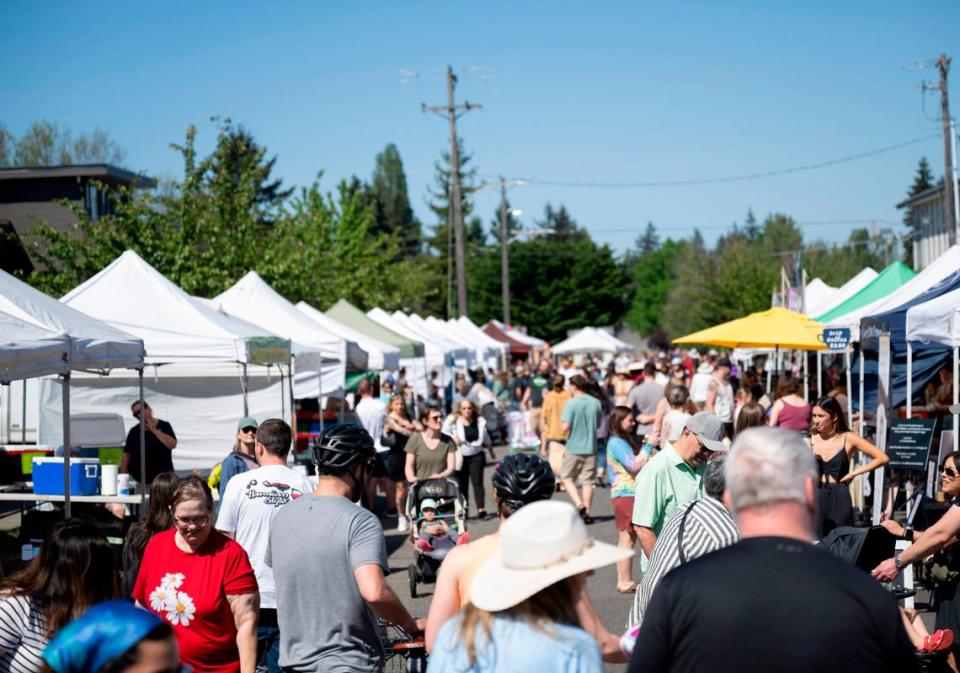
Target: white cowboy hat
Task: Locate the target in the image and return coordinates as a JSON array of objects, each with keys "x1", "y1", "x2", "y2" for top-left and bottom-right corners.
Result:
[{"x1": 469, "y1": 500, "x2": 633, "y2": 612}]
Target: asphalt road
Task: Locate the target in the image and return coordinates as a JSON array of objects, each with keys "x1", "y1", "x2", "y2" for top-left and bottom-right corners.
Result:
[{"x1": 383, "y1": 444, "x2": 633, "y2": 672}]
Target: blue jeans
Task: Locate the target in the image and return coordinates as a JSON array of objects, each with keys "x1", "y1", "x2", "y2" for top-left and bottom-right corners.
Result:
[
  {"x1": 596, "y1": 437, "x2": 608, "y2": 476},
  {"x1": 257, "y1": 611, "x2": 281, "y2": 673}
]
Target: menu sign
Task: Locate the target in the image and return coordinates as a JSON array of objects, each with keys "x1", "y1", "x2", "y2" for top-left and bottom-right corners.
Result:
[{"x1": 886, "y1": 419, "x2": 937, "y2": 470}]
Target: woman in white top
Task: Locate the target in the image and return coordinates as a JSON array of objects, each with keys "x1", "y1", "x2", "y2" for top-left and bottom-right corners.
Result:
[
  {"x1": 0, "y1": 520, "x2": 120, "y2": 673},
  {"x1": 445, "y1": 399, "x2": 493, "y2": 519}
]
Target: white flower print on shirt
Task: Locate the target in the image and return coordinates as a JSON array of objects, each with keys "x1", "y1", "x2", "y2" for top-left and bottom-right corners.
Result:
[
  {"x1": 149, "y1": 584, "x2": 174, "y2": 612},
  {"x1": 161, "y1": 572, "x2": 185, "y2": 589},
  {"x1": 165, "y1": 591, "x2": 196, "y2": 626}
]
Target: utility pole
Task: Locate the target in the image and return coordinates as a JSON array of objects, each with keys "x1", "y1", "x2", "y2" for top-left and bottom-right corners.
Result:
[
  {"x1": 933, "y1": 55, "x2": 957, "y2": 243},
  {"x1": 423, "y1": 66, "x2": 481, "y2": 317},
  {"x1": 499, "y1": 177, "x2": 510, "y2": 324}
]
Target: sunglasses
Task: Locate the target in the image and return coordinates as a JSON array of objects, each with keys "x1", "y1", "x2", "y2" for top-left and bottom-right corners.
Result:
[
  {"x1": 240, "y1": 427, "x2": 257, "y2": 434},
  {"x1": 428, "y1": 415, "x2": 443, "y2": 421},
  {"x1": 943, "y1": 466, "x2": 958, "y2": 478}
]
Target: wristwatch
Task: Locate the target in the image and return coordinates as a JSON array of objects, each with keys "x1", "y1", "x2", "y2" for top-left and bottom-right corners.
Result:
[
  {"x1": 904, "y1": 527, "x2": 915, "y2": 542},
  {"x1": 895, "y1": 557, "x2": 907, "y2": 571}
]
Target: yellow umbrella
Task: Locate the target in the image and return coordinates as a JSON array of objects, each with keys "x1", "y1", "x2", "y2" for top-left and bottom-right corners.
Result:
[{"x1": 673, "y1": 307, "x2": 827, "y2": 351}]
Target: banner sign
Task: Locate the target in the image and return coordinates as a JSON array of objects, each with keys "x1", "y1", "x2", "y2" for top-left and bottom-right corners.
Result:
[
  {"x1": 821, "y1": 328, "x2": 852, "y2": 352},
  {"x1": 886, "y1": 419, "x2": 937, "y2": 470}
]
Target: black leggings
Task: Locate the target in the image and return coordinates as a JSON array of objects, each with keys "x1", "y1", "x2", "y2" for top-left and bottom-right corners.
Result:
[{"x1": 458, "y1": 452, "x2": 486, "y2": 513}]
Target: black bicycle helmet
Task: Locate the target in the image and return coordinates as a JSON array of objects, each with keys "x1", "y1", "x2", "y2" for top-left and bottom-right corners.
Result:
[
  {"x1": 312, "y1": 423, "x2": 376, "y2": 474},
  {"x1": 492, "y1": 453, "x2": 555, "y2": 510}
]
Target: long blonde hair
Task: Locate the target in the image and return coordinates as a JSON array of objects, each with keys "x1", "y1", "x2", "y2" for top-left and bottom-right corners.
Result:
[{"x1": 457, "y1": 576, "x2": 581, "y2": 665}]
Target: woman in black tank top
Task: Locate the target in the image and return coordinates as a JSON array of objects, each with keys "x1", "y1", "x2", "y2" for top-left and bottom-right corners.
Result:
[{"x1": 810, "y1": 396, "x2": 889, "y2": 538}]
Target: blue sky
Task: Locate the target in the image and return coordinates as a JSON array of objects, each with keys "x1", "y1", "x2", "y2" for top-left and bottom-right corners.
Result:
[{"x1": 3, "y1": 2, "x2": 957, "y2": 256}]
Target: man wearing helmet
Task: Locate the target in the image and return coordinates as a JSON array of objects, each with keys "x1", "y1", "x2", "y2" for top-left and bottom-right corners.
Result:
[
  {"x1": 424, "y1": 453, "x2": 625, "y2": 662},
  {"x1": 267, "y1": 424, "x2": 423, "y2": 673}
]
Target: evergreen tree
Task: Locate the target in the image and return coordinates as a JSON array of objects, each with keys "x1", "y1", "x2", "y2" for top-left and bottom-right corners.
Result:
[
  {"x1": 489, "y1": 195, "x2": 522, "y2": 244},
  {"x1": 744, "y1": 208, "x2": 759, "y2": 240},
  {"x1": 902, "y1": 157, "x2": 936, "y2": 269},
  {"x1": 369, "y1": 143, "x2": 421, "y2": 255},
  {"x1": 636, "y1": 221, "x2": 660, "y2": 255}
]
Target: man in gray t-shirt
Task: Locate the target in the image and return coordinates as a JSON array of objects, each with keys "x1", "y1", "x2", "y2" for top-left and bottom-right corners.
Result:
[
  {"x1": 267, "y1": 424, "x2": 422, "y2": 673},
  {"x1": 627, "y1": 362, "x2": 665, "y2": 438}
]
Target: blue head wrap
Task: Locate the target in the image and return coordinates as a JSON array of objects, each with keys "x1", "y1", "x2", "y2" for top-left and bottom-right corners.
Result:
[{"x1": 43, "y1": 601, "x2": 165, "y2": 673}]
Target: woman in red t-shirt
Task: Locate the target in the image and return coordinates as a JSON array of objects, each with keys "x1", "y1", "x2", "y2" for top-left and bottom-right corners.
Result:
[{"x1": 134, "y1": 476, "x2": 258, "y2": 673}]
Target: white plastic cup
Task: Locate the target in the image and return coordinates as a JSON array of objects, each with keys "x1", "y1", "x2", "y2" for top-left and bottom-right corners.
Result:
[
  {"x1": 21, "y1": 544, "x2": 33, "y2": 561},
  {"x1": 117, "y1": 473, "x2": 131, "y2": 496},
  {"x1": 101, "y1": 464, "x2": 119, "y2": 496}
]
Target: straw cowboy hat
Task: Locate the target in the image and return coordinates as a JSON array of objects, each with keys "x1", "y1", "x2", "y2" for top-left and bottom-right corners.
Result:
[{"x1": 469, "y1": 500, "x2": 633, "y2": 612}]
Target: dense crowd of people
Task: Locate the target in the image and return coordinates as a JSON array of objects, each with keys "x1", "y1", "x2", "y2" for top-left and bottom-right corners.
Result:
[{"x1": 3, "y1": 346, "x2": 960, "y2": 673}]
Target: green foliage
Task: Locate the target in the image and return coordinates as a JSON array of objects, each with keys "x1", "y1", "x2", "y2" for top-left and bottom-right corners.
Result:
[
  {"x1": 368, "y1": 143, "x2": 421, "y2": 255},
  {"x1": 625, "y1": 238, "x2": 683, "y2": 336},
  {"x1": 468, "y1": 232, "x2": 630, "y2": 342},
  {"x1": 2, "y1": 120, "x2": 125, "y2": 167}
]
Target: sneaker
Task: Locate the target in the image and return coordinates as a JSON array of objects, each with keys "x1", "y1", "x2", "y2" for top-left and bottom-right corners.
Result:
[
  {"x1": 456, "y1": 532, "x2": 471, "y2": 545},
  {"x1": 415, "y1": 538, "x2": 433, "y2": 552},
  {"x1": 920, "y1": 629, "x2": 954, "y2": 653},
  {"x1": 397, "y1": 515, "x2": 409, "y2": 532},
  {"x1": 578, "y1": 506, "x2": 594, "y2": 525}
]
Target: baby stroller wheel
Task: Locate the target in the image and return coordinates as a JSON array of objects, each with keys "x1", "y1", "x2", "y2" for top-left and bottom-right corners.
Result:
[{"x1": 408, "y1": 563, "x2": 418, "y2": 598}]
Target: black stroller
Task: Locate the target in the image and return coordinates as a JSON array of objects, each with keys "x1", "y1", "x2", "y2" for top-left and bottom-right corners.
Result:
[{"x1": 405, "y1": 477, "x2": 467, "y2": 598}]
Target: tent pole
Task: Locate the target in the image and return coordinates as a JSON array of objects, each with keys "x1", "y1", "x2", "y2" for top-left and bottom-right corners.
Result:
[
  {"x1": 138, "y1": 369, "x2": 146, "y2": 513},
  {"x1": 288, "y1": 360, "x2": 295, "y2": 429},
  {"x1": 845, "y1": 351, "x2": 853, "y2": 427},
  {"x1": 954, "y1": 346, "x2": 959, "y2": 454},
  {"x1": 816, "y1": 352, "x2": 822, "y2": 400},
  {"x1": 858, "y1": 349, "x2": 865, "y2": 436},
  {"x1": 21, "y1": 379, "x2": 27, "y2": 444},
  {"x1": 803, "y1": 351, "x2": 809, "y2": 402},
  {"x1": 242, "y1": 363, "x2": 249, "y2": 416},
  {"x1": 318, "y1": 359, "x2": 324, "y2": 434},
  {"x1": 62, "y1": 374, "x2": 71, "y2": 519},
  {"x1": 906, "y1": 343, "x2": 913, "y2": 418}
]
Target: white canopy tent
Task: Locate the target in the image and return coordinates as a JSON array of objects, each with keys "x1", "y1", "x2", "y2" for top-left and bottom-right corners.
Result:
[
  {"x1": 50, "y1": 251, "x2": 290, "y2": 471},
  {"x1": 906, "y1": 288, "x2": 960, "y2": 453},
  {"x1": 0, "y1": 268, "x2": 145, "y2": 515},
  {"x1": 367, "y1": 308, "x2": 453, "y2": 392},
  {"x1": 552, "y1": 327, "x2": 634, "y2": 355},
  {"x1": 0, "y1": 313, "x2": 71, "y2": 384},
  {"x1": 802, "y1": 278, "x2": 837, "y2": 317},
  {"x1": 453, "y1": 317, "x2": 509, "y2": 367},
  {"x1": 397, "y1": 313, "x2": 474, "y2": 369},
  {"x1": 806, "y1": 267, "x2": 878, "y2": 318},
  {"x1": 213, "y1": 271, "x2": 361, "y2": 399},
  {"x1": 296, "y1": 301, "x2": 401, "y2": 371},
  {"x1": 426, "y1": 317, "x2": 500, "y2": 369},
  {"x1": 826, "y1": 247, "x2": 960, "y2": 340},
  {"x1": 490, "y1": 319, "x2": 547, "y2": 350}
]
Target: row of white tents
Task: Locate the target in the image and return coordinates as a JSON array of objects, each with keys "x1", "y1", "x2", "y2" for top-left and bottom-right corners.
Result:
[{"x1": 1, "y1": 250, "x2": 511, "y2": 472}]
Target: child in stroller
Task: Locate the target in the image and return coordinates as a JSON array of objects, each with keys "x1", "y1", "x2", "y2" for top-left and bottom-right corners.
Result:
[{"x1": 406, "y1": 478, "x2": 468, "y2": 598}]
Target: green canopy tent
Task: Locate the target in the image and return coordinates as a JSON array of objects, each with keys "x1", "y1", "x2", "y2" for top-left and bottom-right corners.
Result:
[
  {"x1": 325, "y1": 299, "x2": 425, "y2": 359},
  {"x1": 816, "y1": 261, "x2": 917, "y2": 323}
]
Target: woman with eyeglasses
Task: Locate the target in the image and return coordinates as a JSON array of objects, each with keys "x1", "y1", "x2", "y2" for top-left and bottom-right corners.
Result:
[
  {"x1": 404, "y1": 405, "x2": 457, "y2": 486},
  {"x1": 874, "y1": 452, "x2": 960, "y2": 660},
  {"x1": 133, "y1": 476, "x2": 258, "y2": 673},
  {"x1": 809, "y1": 396, "x2": 889, "y2": 538}
]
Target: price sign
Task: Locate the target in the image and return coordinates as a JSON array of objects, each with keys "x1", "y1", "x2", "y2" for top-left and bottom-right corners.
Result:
[
  {"x1": 886, "y1": 419, "x2": 937, "y2": 470},
  {"x1": 821, "y1": 328, "x2": 852, "y2": 352}
]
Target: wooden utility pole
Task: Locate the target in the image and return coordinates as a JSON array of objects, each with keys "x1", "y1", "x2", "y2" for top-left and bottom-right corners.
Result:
[
  {"x1": 936, "y1": 55, "x2": 956, "y2": 243},
  {"x1": 499, "y1": 177, "x2": 511, "y2": 324},
  {"x1": 423, "y1": 66, "x2": 480, "y2": 317}
]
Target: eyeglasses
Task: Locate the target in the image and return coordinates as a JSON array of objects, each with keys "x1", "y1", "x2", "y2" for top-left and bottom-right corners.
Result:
[
  {"x1": 174, "y1": 515, "x2": 210, "y2": 527},
  {"x1": 943, "y1": 466, "x2": 958, "y2": 478},
  {"x1": 240, "y1": 427, "x2": 257, "y2": 434},
  {"x1": 428, "y1": 415, "x2": 443, "y2": 422}
]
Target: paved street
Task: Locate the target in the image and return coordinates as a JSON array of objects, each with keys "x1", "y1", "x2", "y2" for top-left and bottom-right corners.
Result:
[{"x1": 384, "y1": 444, "x2": 632, "y2": 672}]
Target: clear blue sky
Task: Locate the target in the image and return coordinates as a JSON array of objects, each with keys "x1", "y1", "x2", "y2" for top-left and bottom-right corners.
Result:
[{"x1": 3, "y1": 1, "x2": 957, "y2": 256}]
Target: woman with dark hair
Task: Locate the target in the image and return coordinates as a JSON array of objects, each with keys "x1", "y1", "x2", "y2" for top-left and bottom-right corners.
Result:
[
  {"x1": 446, "y1": 399, "x2": 493, "y2": 519},
  {"x1": 606, "y1": 406, "x2": 648, "y2": 593},
  {"x1": 385, "y1": 394, "x2": 417, "y2": 531},
  {"x1": 0, "y1": 519, "x2": 120, "y2": 673},
  {"x1": 582, "y1": 380, "x2": 613, "y2": 489},
  {"x1": 122, "y1": 472, "x2": 180, "y2": 598},
  {"x1": 133, "y1": 476, "x2": 258, "y2": 673},
  {"x1": 768, "y1": 376, "x2": 811, "y2": 432},
  {"x1": 734, "y1": 402, "x2": 766, "y2": 435},
  {"x1": 429, "y1": 501, "x2": 629, "y2": 673},
  {"x1": 42, "y1": 601, "x2": 179, "y2": 673},
  {"x1": 810, "y1": 396, "x2": 888, "y2": 537},
  {"x1": 404, "y1": 405, "x2": 457, "y2": 484}
]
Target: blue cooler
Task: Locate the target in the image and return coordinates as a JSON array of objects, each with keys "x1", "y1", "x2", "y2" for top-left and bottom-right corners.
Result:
[{"x1": 32, "y1": 458, "x2": 101, "y2": 496}]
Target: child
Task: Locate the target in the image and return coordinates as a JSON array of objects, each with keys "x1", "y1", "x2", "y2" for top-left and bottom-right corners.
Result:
[{"x1": 415, "y1": 499, "x2": 467, "y2": 560}]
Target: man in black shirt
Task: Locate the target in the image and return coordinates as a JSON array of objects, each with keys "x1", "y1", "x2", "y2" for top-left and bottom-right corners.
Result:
[
  {"x1": 121, "y1": 400, "x2": 177, "y2": 485},
  {"x1": 628, "y1": 427, "x2": 917, "y2": 673}
]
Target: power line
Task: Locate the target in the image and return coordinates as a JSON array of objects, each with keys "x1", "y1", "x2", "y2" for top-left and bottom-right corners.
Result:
[
  {"x1": 479, "y1": 132, "x2": 940, "y2": 189},
  {"x1": 587, "y1": 219, "x2": 899, "y2": 235}
]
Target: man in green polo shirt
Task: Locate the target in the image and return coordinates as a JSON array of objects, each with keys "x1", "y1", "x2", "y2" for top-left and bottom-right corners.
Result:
[{"x1": 632, "y1": 411, "x2": 727, "y2": 569}]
